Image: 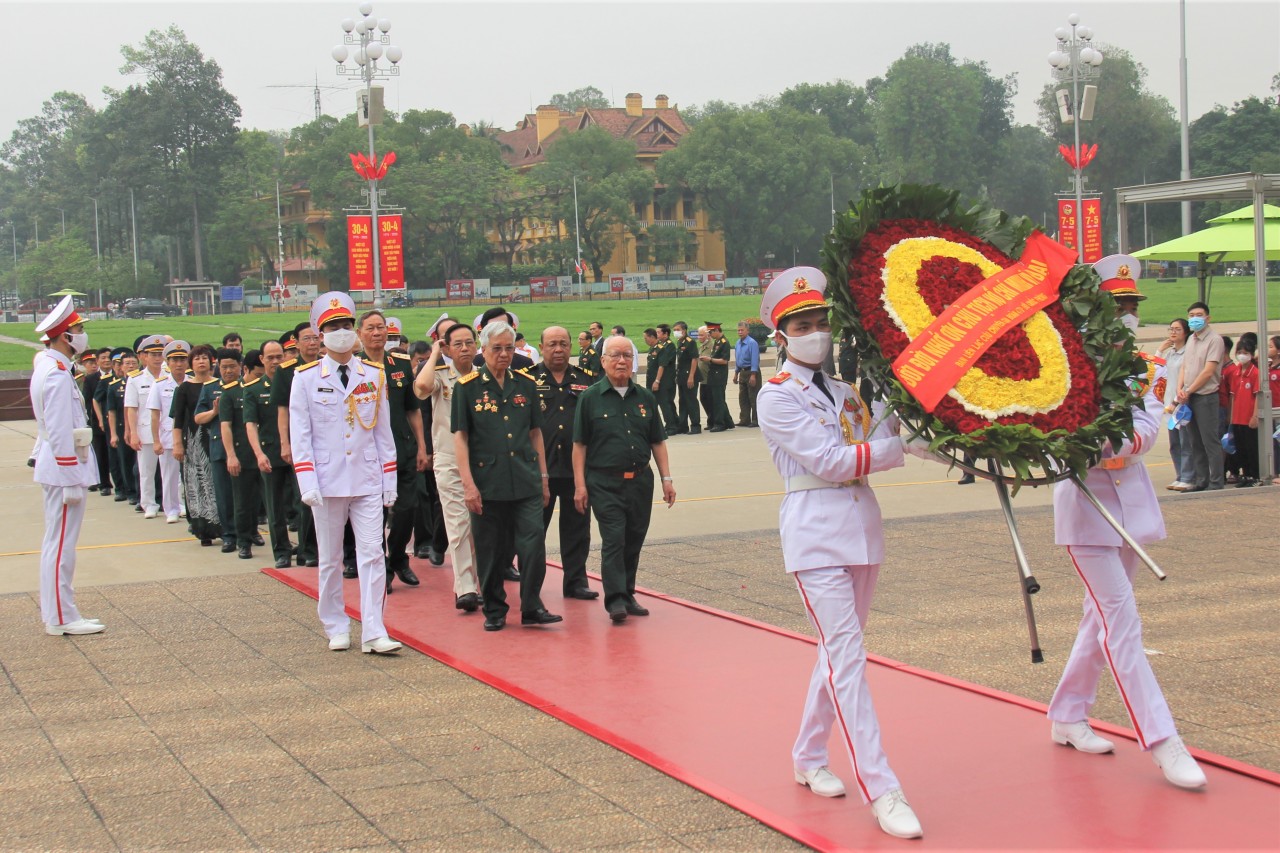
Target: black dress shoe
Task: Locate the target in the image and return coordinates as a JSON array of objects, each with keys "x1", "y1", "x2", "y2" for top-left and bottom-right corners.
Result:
[
  {"x1": 503, "y1": 564, "x2": 521, "y2": 581},
  {"x1": 304, "y1": 559, "x2": 319, "y2": 568},
  {"x1": 427, "y1": 547, "x2": 444, "y2": 566},
  {"x1": 483, "y1": 615, "x2": 505, "y2": 631},
  {"x1": 957, "y1": 474, "x2": 975, "y2": 485},
  {"x1": 708, "y1": 426, "x2": 726, "y2": 433},
  {"x1": 521, "y1": 609, "x2": 563, "y2": 626},
  {"x1": 564, "y1": 586, "x2": 599, "y2": 600},
  {"x1": 238, "y1": 545, "x2": 253, "y2": 560},
  {"x1": 274, "y1": 556, "x2": 290, "y2": 569},
  {"x1": 625, "y1": 602, "x2": 650, "y2": 617},
  {"x1": 114, "y1": 493, "x2": 128, "y2": 502},
  {"x1": 221, "y1": 541, "x2": 237, "y2": 553},
  {"x1": 89, "y1": 484, "x2": 99, "y2": 492},
  {"x1": 688, "y1": 427, "x2": 702, "y2": 435},
  {"x1": 342, "y1": 564, "x2": 358, "y2": 579},
  {"x1": 251, "y1": 534, "x2": 265, "y2": 547},
  {"x1": 455, "y1": 592, "x2": 481, "y2": 612},
  {"x1": 609, "y1": 607, "x2": 628, "y2": 624},
  {"x1": 127, "y1": 497, "x2": 139, "y2": 505},
  {"x1": 396, "y1": 565, "x2": 420, "y2": 586},
  {"x1": 413, "y1": 546, "x2": 431, "y2": 559},
  {"x1": 200, "y1": 538, "x2": 213, "y2": 547},
  {"x1": 100, "y1": 487, "x2": 112, "y2": 497}
]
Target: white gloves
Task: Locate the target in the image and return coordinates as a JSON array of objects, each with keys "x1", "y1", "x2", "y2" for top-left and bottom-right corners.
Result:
[
  {"x1": 300, "y1": 489, "x2": 324, "y2": 508},
  {"x1": 62, "y1": 486, "x2": 85, "y2": 506},
  {"x1": 900, "y1": 433, "x2": 939, "y2": 462},
  {"x1": 382, "y1": 490, "x2": 397, "y2": 507}
]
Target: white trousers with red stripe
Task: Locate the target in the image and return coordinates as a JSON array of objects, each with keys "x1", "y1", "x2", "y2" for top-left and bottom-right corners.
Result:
[
  {"x1": 40, "y1": 485, "x2": 86, "y2": 627},
  {"x1": 793, "y1": 565, "x2": 899, "y2": 803},
  {"x1": 313, "y1": 494, "x2": 389, "y2": 643},
  {"x1": 138, "y1": 443, "x2": 181, "y2": 516},
  {"x1": 1048, "y1": 545, "x2": 1176, "y2": 750}
]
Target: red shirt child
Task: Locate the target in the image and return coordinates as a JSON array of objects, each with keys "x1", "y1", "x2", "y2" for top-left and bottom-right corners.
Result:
[{"x1": 1222, "y1": 360, "x2": 1260, "y2": 427}]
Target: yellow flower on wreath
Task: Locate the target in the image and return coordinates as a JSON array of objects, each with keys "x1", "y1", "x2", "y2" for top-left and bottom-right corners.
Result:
[{"x1": 879, "y1": 237, "x2": 1072, "y2": 419}]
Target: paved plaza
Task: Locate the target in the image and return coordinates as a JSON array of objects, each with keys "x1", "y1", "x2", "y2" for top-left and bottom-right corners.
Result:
[{"x1": 0, "y1": 404, "x2": 1276, "y2": 849}]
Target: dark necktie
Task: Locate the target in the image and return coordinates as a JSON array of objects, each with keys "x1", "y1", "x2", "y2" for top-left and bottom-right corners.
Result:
[
  {"x1": 338, "y1": 364, "x2": 349, "y2": 388},
  {"x1": 812, "y1": 371, "x2": 834, "y2": 404}
]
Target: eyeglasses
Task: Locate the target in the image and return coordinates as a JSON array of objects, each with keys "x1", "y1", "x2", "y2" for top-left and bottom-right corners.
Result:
[{"x1": 601, "y1": 352, "x2": 631, "y2": 361}]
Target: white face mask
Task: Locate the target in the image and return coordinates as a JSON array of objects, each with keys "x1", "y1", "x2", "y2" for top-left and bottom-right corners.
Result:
[
  {"x1": 1120, "y1": 313, "x2": 1140, "y2": 333},
  {"x1": 1236, "y1": 352, "x2": 1252, "y2": 365},
  {"x1": 673, "y1": 329, "x2": 684, "y2": 340},
  {"x1": 66, "y1": 332, "x2": 89, "y2": 355},
  {"x1": 780, "y1": 330, "x2": 832, "y2": 365},
  {"x1": 323, "y1": 328, "x2": 357, "y2": 353}
]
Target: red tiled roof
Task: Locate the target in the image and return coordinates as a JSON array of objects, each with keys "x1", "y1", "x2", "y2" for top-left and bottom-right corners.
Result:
[{"x1": 495, "y1": 104, "x2": 689, "y2": 168}]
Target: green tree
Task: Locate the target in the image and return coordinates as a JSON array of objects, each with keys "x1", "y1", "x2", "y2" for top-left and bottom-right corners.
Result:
[
  {"x1": 207, "y1": 130, "x2": 287, "y2": 286},
  {"x1": 647, "y1": 226, "x2": 697, "y2": 273},
  {"x1": 15, "y1": 235, "x2": 98, "y2": 298},
  {"x1": 986, "y1": 125, "x2": 1059, "y2": 227},
  {"x1": 534, "y1": 127, "x2": 652, "y2": 282},
  {"x1": 549, "y1": 87, "x2": 610, "y2": 113},
  {"x1": 1190, "y1": 96, "x2": 1280, "y2": 220},
  {"x1": 779, "y1": 80, "x2": 876, "y2": 148}
]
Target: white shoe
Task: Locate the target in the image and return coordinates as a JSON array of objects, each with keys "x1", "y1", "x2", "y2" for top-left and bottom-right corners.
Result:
[
  {"x1": 143, "y1": 507, "x2": 158, "y2": 519},
  {"x1": 1151, "y1": 735, "x2": 1207, "y2": 789},
  {"x1": 1051, "y1": 720, "x2": 1115, "y2": 754},
  {"x1": 794, "y1": 766, "x2": 846, "y2": 797},
  {"x1": 870, "y1": 789, "x2": 923, "y2": 839},
  {"x1": 46, "y1": 619, "x2": 106, "y2": 636},
  {"x1": 1169, "y1": 482, "x2": 1192, "y2": 492},
  {"x1": 362, "y1": 636, "x2": 402, "y2": 654},
  {"x1": 328, "y1": 632, "x2": 350, "y2": 651},
  {"x1": 165, "y1": 513, "x2": 180, "y2": 524}
]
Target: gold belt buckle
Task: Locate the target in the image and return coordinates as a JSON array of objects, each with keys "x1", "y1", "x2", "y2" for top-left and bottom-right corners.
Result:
[{"x1": 840, "y1": 478, "x2": 864, "y2": 487}]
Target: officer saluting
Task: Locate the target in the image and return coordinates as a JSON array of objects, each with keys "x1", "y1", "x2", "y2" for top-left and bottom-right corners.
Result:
[
  {"x1": 755, "y1": 267, "x2": 922, "y2": 840},
  {"x1": 289, "y1": 292, "x2": 401, "y2": 655},
  {"x1": 32, "y1": 296, "x2": 104, "y2": 636}
]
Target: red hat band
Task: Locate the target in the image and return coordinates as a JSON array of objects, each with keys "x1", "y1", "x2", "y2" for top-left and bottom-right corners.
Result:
[
  {"x1": 770, "y1": 291, "x2": 826, "y2": 328},
  {"x1": 45, "y1": 310, "x2": 84, "y2": 339}
]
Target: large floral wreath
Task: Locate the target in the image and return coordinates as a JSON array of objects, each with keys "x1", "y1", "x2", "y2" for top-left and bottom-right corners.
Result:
[{"x1": 823, "y1": 184, "x2": 1144, "y2": 484}]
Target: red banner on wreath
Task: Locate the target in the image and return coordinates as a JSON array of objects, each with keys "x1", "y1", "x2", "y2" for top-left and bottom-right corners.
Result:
[
  {"x1": 347, "y1": 216, "x2": 374, "y2": 291},
  {"x1": 378, "y1": 214, "x2": 405, "y2": 290},
  {"x1": 1057, "y1": 198, "x2": 1102, "y2": 263}
]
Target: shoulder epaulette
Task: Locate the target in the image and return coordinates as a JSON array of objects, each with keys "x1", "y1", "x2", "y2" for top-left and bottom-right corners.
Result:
[
  {"x1": 388, "y1": 351, "x2": 409, "y2": 361},
  {"x1": 127, "y1": 369, "x2": 142, "y2": 377},
  {"x1": 515, "y1": 367, "x2": 534, "y2": 379},
  {"x1": 362, "y1": 358, "x2": 384, "y2": 369},
  {"x1": 185, "y1": 370, "x2": 195, "y2": 378},
  {"x1": 203, "y1": 377, "x2": 218, "y2": 385},
  {"x1": 243, "y1": 377, "x2": 261, "y2": 387},
  {"x1": 768, "y1": 372, "x2": 791, "y2": 385},
  {"x1": 457, "y1": 371, "x2": 479, "y2": 385},
  {"x1": 280, "y1": 358, "x2": 298, "y2": 369},
  {"x1": 296, "y1": 361, "x2": 319, "y2": 372},
  {"x1": 222, "y1": 380, "x2": 239, "y2": 389},
  {"x1": 580, "y1": 367, "x2": 595, "y2": 377}
]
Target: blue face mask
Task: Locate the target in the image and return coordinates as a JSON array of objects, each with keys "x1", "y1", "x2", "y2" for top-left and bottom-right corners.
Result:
[{"x1": 1187, "y1": 316, "x2": 1206, "y2": 332}]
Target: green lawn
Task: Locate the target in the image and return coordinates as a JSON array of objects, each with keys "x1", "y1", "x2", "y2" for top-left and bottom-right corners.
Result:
[{"x1": 1137, "y1": 277, "x2": 1279, "y2": 324}]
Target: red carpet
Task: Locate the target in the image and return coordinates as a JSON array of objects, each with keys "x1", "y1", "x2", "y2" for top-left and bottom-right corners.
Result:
[{"x1": 264, "y1": 560, "x2": 1280, "y2": 850}]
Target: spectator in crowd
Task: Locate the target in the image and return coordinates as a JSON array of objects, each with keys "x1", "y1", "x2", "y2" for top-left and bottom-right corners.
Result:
[
  {"x1": 572, "y1": 334, "x2": 675, "y2": 624},
  {"x1": 696, "y1": 324, "x2": 715, "y2": 427},
  {"x1": 221, "y1": 332, "x2": 243, "y2": 352},
  {"x1": 243, "y1": 340, "x2": 292, "y2": 567},
  {"x1": 673, "y1": 321, "x2": 701, "y2": 435},
  {"x1": 107, "y1": 350, "x2": 140, "y2": 506},
  {"x1": 1222, "y1": 333, "x2": 1262, "y2": 487},
  {"x1": 1157, "y1": 319, "x2": 1194, "y2": 491},
  {"x1": 514, "y1": 331, "x2": 540, "y2": 365},
  {"x1": 452, "y1": 319, "x2": 560, "y2": 632},
  {"x1": 1175, "y1": 302, "x2": 1225, "y2": 491},
  {"x1": 124, "y1": 335, "x2": 169, "y2": 518},
  {"x1": 409, "y1": 340, "x2": 431, "y2": 374},
  {"x1": 172, "y1": 344, "x2": 221, "y2": 545},
  {"x1": 1219, "y1": 336, "x2": 1239, "y2": 483},
  {"x1": 734, "y1": 320, "x2": 761, "y2": 427},
  {"x1": 272, "y1": 322, "x2": 323, "y2": 567},
  {"x1": 702, "y1": 322, "x2": 734, "y2": 432},
  {"x1": 81, "y1": 348, "x2": 111, "y2": 495},
  {"x1": 220, "y1": 348, "x2": 266, "y2": 560},
  {"x1": 147, "y1": 341, "x2": 189, "y2": 524},
  {"x1": 201, "y1": 348, "x2": 242, "y2": 553}
]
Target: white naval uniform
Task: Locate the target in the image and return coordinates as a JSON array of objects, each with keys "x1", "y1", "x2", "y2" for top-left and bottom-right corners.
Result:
[
  {"x1": 429, "y1": 364, "x2": 480, "y2": 597},
  {"x1": 289, "y1": 355, "x2": 397, "y2": 643},
  {"x1": 124, "y1": 367, "x2": 166, "y2": 514},
  {"x1": 30, "y1": 350, "x2": 99, "y2": 627},
  {"x1": 1049, "y1": 392, "x2": 1176, "y2": 750},
  {"x1": 757, "y1": 360, "x2": 906, "y2": 804},
  {"x1": 145, "y1": 372, "x2": 184, "y2": 517}
]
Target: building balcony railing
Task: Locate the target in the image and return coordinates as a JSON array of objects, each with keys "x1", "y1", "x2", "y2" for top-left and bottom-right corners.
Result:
[{"x1": 638, "y1": 219, "x2": 698, "y2": 231}]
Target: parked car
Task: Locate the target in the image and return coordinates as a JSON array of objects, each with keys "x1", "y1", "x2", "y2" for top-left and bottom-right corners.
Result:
[
  {"x1": 123, "y1": 298, "x2": 182, "y2": 318},
  {"x1": 16, "y1": 298, "x2": 50, "y2": 313}
]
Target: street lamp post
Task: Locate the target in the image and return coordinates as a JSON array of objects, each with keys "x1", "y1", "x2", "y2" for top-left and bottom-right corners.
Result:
[
  {"x1": 572, "y1": 174, "x2": 584, "y2": 294},
  {"x1": 54, "y1": 207, "x2": 66, "y2": 237},
  {"x1": 1048, "y1": 14, "x2": 1103, "y2": 263},
  {"x1": 333, "y1": 1, "x2": 402, "y2": 308}
]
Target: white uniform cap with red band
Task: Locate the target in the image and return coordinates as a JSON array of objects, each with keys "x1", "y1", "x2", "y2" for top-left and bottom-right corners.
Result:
[
  {"x1": 385, "y1": 316, "x2": 403, "y2": 338},
  {"x1": 759, "y1": 266, "x2": 828, "y2": 331},
  {"x1": 426, "y1": 312, "x2": 451, "y2": 339},
  {"x1": 34, "y1": 295, "x2": 87, "y2": 340},
  {"x1": 137, "y1": 334, "x2": 167, "y2": 354},
  {"x1": 163, "y1": 340, "x2": 191, "y2": 359},
  {"x1": 310, "y1": 291, "x2": 356, "y2": 332},
  {"x1": 1093, "y1": 253, "x2": 1146, "y2": 301}
]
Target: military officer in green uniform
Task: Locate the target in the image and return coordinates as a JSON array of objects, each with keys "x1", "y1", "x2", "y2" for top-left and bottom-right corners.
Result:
[
  {"x1": 452, "y1": 319, "x2": 561, "y2": 632},
  {"x1": 654, "y1": 324, "x2": 680, "y2": 434},
  {"x1": 672, "y1": 321, "x2": 702, "y2": 435},
  {"x1": 198, "y1": 349, "x2": 240, "y2": 550},
  {"x1": 103, "y1": 349, "x2": 139, "y2": 503},
  {"x1": 580, "y1": 321, "x2": 604, "y2": 375},
  {"x1": 573, "y1": 334, "x2": 676, "y2": 623},
  {"x1": 528, "y1": 326, "x2": 599, "y2": 600},
  {"x1": 244, "y1": 340, "x2": 291, "y2": 568},
  {"x1": 357, "y1": 310, "x2": 428, "y2": 590},
  {"x1": 272, "y1": 321, "x2": 322, "y2": 566},
  {"x1": 702, "y1": 321, "x2": 735, "y2": 432},
  {"x1": 219, "y1": 356, "x2": 263, "y2": 560}
]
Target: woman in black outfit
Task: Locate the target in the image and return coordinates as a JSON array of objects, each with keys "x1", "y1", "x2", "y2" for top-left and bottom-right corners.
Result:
[{"x1": 170, "y1": 344, "x2": 222, "y2": 545}]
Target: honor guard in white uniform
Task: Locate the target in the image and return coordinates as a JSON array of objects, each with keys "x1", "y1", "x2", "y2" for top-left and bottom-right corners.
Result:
[
  {"x1": 289, "y1": 292, "x2": 401, "y2": 655},
  {"x1": 125, "y1": 334, "x2": 170, "y2": 518},
  {"x1": 756, "y1": 267, "x2": 923, "y2": 840},
  {"x1": 146, "y1": 340, "x2": 189, "y2": 523},
  {"x1": 32, "y1": 297, "x2": 104, "y2": 636},
  {"x1": 1048, "y1": 345, "x2": 1207, "y2": 789}
]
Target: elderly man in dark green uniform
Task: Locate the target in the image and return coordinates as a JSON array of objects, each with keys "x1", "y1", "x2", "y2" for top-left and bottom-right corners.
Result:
[
  {"x1": 357, "y1": 309, "x2": 428, "y2": 591},
  {"x1": 573, "y1": 335, "x2": 677, "y2": 624},
  {"x1": 219, "y1": 355, "x2": 264, "y2": 561},
  {"x1": 244, "y1": 339, "x2": 291, "y2": 568},
  {"x1": 702, "y1": 321, "x2": 734, "y2": 432},
  {"x1": 198, "y1": 349, "x2": 240, "y2": 552},
  {"x1": 673, "y1": 321, "x2": 701, "y2": 435},
  {"x1": 580, "y1": 321, "x2": 605, "y2": 375},
  {"x1": 272, "y1": 321, "x2": 322, "y2": 567},
  {"x1": 650, "y1": 324, "x2": 679, "y2": 435},
  {"x1": 452, "y1": 319, "x2": 560, "y2": 633},
  {"x1": 529, "y1": 325, "x2": 599, "y2": 600}
]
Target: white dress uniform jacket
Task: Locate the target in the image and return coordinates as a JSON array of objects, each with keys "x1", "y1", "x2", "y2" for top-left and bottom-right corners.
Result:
[
  {"x1": 289, "y1": 355, "x2": 397, "y2": 498},
  {"x1": 757, "y1": 361, "x2": 905, "y2": 570},
  {"x1": 146, "y1": 372, "x2": 182, "y2": 450},
  {"x1": 124, "y1": 367, "x2": 165, "y2": 437},
  {"x1": 32, "y1": 350, "x2": 98, "y2": 490}
]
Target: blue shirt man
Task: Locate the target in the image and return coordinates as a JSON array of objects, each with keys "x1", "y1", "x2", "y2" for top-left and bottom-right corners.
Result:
[{"x1": 734, "y1": 322, "x2": 762, "y2": 427}]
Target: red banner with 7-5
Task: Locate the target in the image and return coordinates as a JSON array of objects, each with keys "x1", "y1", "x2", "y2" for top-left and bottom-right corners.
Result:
[
  {"x1": 378, "y1": 214, "x2": 405, "y2": 290},
  {"x1": 347, "y1": 216, "x2": 374, "y2": 290},
  {"x1": 1057, "y1": 198, "x2": 1102, "y2": 263}
]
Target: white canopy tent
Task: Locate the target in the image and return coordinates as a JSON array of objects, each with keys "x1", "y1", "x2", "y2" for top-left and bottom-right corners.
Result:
[{"x1": 1116, "y1": 172, "x2": 1278, "y2": 483}]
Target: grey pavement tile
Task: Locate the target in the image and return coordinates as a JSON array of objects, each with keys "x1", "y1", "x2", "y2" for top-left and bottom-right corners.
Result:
[
  {"x1": 286, "y1": 737, "x2": 409, "y2": 774},
  {"x1": 678, "y1": 822, "x2": 807, "y2": 851},
  {"x1": 370, "y1": 803, "x2": 512, "y2": 843},
  {"x1": 317, "y1": 760, "x2": 454, "y2": 792},
  {"x1": 485, "y1": 789, "x2": 624, "y2": 825},
  {"x1": 522, "y1": 811, "x2": 667, "y2": 850},
  {"x1": 451, "y1": 767, "x2": 582, "y2": 800},
  {"x1": 205, "y1": 773, "x2": 334, "y2": 808},
  {"x1": 0, "y1": 755, "x2": 74, "y2": 790},
  {"x1": 1, "y1": 805, "x2": 116, "y2": 848},
  {"x1": 44, "y1": 717, "x2": 161, "y2": 758},
  {"x1": 593, "y1": 779, "x2": 756, "y2": 834},
  {"x1": 253, "y1": 816, "x2": 390, "y2": 850},
  {"x1": 223, "y1": 788, "x2": 362, "y2": 834}
]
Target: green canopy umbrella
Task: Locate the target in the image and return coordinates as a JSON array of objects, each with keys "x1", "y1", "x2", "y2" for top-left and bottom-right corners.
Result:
[
  {"x1": 46, "y1": 288, "x2": 88, "y2": 297},
  {"x1": 1206, "y1": 202, "x2": 1280, "y2": 223},
  {"x1": 1132, "y1": 209, "x2": 1279, "y2": 262}
]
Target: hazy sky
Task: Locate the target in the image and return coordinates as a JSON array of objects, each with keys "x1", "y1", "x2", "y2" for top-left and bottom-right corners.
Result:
[{"x1": 5, "y1": 0, "x2": 1277, "y2": 141}]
